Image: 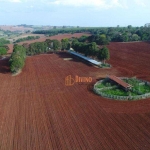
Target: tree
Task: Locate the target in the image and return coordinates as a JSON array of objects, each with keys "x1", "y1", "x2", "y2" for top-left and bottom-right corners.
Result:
[
  {"x1": 128, "y1": 25, "x2": 132, "y2": 29},
  {"x1": 87, "y1": 42, "x2": 98, "y2": 58},
  {"x1": 0, "y1": 47, "x2": 7, "y2": 55},
  {"x1": 53, "y1": 40, "x2": 61, "y2": 51},
  {"x1": 78, "y1": 35, "x2": 88, "y2": 42},
  {"x1": 61, "y1": 38, "x2": 69, "y2": 50},
  {"x1": 71, "y1": 40, "x2": 80, "y2": 52},
  {"x1": 88, "y1": 34, "x2": 109, "y2": 45},
  {"x1": 132, "y1": 34, "x2": 140, "y2": 41},
  {"x1": 97, "y1": 46, "x2": 110, "y2": 64},
  {"x1": 0, "y1": 38, "x2": 10, "y2": 46},
  {"x1": 26, "y1": 42, "x2": 48, "y2": 55},
  {"x1": 122, "y1": 33, "x2": 129, "y2": 42},
  {"x1": 9, "y1": 45, "x2": 26, "y2": 73}
]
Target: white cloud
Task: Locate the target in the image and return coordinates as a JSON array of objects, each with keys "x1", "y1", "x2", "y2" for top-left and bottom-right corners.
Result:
[
  {"x1": 0, "y1": 0, "x2": 21, "y2": 2},
  {"x1": 134, "y1": 0, "x2": 147, "y2": 7},
  {"x1": 135, "y1": 0, "x2": 150, "y2": 8},
  {"x1": 0, "y1": 0, "x2": 149, "y2": 9},
  {"x1": 9, "y1": 0, "x2": 21, "y2": 2},
  {"x1": 48, "y1": 0, "x2": 126, "y2": 8}
]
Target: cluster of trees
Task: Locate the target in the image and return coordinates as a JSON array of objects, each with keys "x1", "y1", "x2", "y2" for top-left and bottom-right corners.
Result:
[
  {"x1": 61, "y1": 38, "x2": 70, "y2": 50},
  {"x1": 9, "y1": 44, "x2": 26, "y2": 73},
  {"x1": 25, "y1": 38, "x2": 71, "y2": 56},
  {"x1": 71, "y1": 39, "x2": 110, "y2": 63},
  {"x1": 0, "y1": 38, "x2": 10, "y2": 56},
  {"x1": 0, "y1": 47, "x2": 7, "y2": 55},
  {"x1": 78, "y1": 35, "x2": 88, "y2": 42},
  {"x1": 26, "y1": 42, "x2": 48, "y2": 56},
  {"x1": 97, "y1": 47, "x2": 110, "y2": 64},
  {"x1": 24, "y1": 36, "x2": 110, "y2": 63},
  {"x1": 88, "y1": 34, "x2": 109, "y2": 45},
  {"x1": 14, "y1": 36, "x2": 40, "y2": 43},
  {"x1": 0, "y1": 38, "x2": 10, "y2": 46},
  {"x1": 45, "y1": 39, "x2": 61, "y2": 51},
  {"x1": 72, "y1": 40, "x2": 97, "y2": 57},
  {"x1": 33, "y1": 25, "x2": 150, "y2": 42},
  {"x1": 33, "y1": 28, "x2": 90, "y2": 36}
]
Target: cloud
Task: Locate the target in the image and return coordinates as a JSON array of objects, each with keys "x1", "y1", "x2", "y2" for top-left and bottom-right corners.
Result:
[
  {"x1": 48, "y1": 0, "x2": 127, "y2": 9},
  {"x1": 0, "y1": 0, "x2": 149, "y2": 8},
  {"x1": 8, "y1": 0, "x2": 21, "y2": 2},
  {"x1": 134, "y1": 0, "x2": 148, "y2": 7},
  {"x1": 0, "y1": 0, "x2": 149, "y2": 11}
]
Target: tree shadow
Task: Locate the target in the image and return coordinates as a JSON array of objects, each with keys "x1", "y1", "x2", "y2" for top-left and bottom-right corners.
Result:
[
  {"x1": 145, "y1": 41, "x2": 150, "y2": 44},
  {"x1": 0, "y1": 58, "x2": 10, "y2": 74},
  {"x1": 87, "y1": 77, "x2": 105, "y2": 94}
]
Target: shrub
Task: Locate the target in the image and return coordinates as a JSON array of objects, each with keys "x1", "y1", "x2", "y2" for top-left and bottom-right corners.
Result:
[
  {"x1": 0, "y1": 47, "x2": 7, "y2": 55},
  {"x1": 9, "y1": 45, "x2": 26, "y2": 73}
]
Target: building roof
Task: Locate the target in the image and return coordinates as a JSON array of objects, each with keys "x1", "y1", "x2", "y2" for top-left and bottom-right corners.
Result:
[
  {"x1": 108, "y1": 75, "x2": 132, "y2": 89},
  {"x1": 68, "y1": 50, "x2": 101, "y2": 65}
]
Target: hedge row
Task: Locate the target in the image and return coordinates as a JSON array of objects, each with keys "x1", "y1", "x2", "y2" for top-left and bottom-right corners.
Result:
[{"x1": 9, "y1": 44, "x2": 26, "y2": 74}]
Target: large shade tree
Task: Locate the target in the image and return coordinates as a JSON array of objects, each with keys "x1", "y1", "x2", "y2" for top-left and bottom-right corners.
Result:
[
  {"x1": 97, "y1": 46, "x2": 110, "y2": 64},
  {"x1": 61, "y1": 38, "x2": 70, "y2": 50},
  {"x1": 0, "y1": 47, "x2": 7, "y2": 55}
]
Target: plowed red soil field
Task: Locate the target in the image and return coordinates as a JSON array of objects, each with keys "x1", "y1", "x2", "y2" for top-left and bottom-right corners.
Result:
[{"x1": 0, "y1": 42, "x2": 150, "y2": 149}]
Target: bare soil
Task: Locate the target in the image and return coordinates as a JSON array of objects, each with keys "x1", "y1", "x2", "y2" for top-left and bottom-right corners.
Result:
[
  {"x1": 0, "y1": 25, "x2": 33, "y2": 32},
  {"x1": 0, "y1": 42, "x2": 150, "y2": 149}
]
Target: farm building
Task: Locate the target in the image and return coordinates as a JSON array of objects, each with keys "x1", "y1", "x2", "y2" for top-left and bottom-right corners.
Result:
[{"x1": 107, "y1": 75, "x2": 133, "y2": 90}]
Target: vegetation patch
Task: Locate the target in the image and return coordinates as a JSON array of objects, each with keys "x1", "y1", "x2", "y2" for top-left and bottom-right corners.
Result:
[
  {"x1": 0, "y1": 47, "x2": 7, "y2": 55},
  {"x1": 33, "y1": 25, "x2": 150, "y2": 42},
  {"x1": 94, "y1": 77, "x2": 150, "y2": 101},
  {"x1": 9, "y1": 44, "x2": 26, "y2": 74},
  {"x1": 14, "y1": 36, "x2": 40, "y2": 43},
  {"x1": 100, "y1": 63, "x2": 111, "y2": 68},
  {"x1": 0, "y1": 38, "x2": 10, "y2": 46}
]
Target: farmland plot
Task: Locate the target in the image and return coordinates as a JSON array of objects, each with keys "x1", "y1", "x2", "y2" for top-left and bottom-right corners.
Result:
[{"x1": 0, "y1": 42, "x2": 150, "y2": 149}]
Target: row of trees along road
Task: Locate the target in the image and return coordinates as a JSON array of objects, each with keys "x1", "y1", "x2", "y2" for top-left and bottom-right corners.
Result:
[{"x1": 9, "y1": 44, "x2": 26, "y2": 73}]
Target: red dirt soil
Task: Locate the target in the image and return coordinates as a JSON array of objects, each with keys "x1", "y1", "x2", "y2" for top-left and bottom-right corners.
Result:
[
  {"x1": 0, "y1": 25, "x2": 33, "y2": 31},
  {"x1": 0, "y1": 42, "x2": 150, "y2": 149},
  {"x1": 7, "y1": 33, "x2": 91, "y2": 54}
]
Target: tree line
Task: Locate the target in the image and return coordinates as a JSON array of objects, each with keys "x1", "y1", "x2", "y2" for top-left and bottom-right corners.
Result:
[
  {"x1": 0, "y1": 38, "x2": 10, "y2": 46},
  {"x1": 0, "y1": 38, "x2": 10, "y2": 56},
  {"x1": 24, "y1": 36, "x2": 109, "y2": 63},
  {"x1": 33, "y1": 25, "x2": 150, "y2": 42},
  {"x1": 0, "y1": 47, "x2": 7, "y2": 55},
  {"x1": 14, "y1": 36, "x2": 40, "y2": 43},
  {"x1": 9, "y1": 44, "x2": 26, "y2": 74},
  {"x1": 9, "y1": 34, "x2": 110, "y2": 74},
  {"x1": 71, "y1": 38, "x2": 109, "y2": 63},
  {"x1": 24, "y1": 38, "x2": 71, "y2": 56}
]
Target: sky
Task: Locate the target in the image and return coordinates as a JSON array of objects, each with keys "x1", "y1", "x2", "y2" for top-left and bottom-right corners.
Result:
[{"x1": 0, "y1": 0, "x2": 149, "y2": 27}]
